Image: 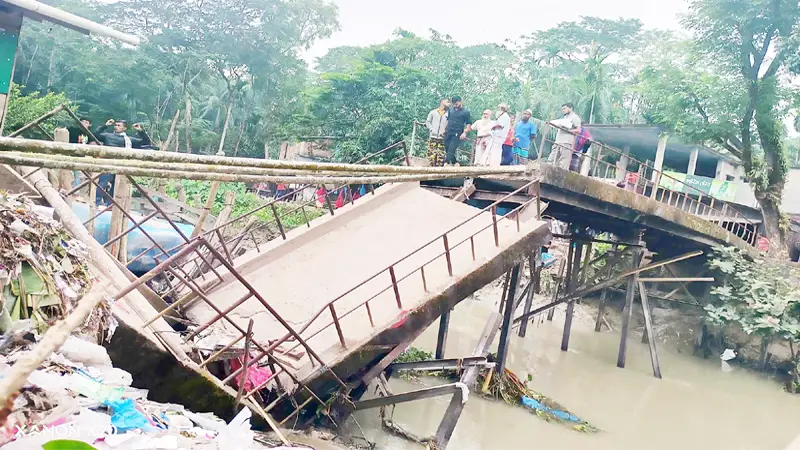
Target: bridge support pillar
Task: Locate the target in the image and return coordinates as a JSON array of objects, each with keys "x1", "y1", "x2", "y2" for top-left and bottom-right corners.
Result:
[
  {"x1": 616, "y1": 230, "x2": 662, "y2": 378},
  {"x1": 435, "y1": 309, "x2": 451, "y2": 359},
  {"x1": 518, "y1": 250, "x2": 541, "y2": 338},
  {"x1": 497, "y1": 264, "x2": 521, "y2": 373},
  {"x1": 561, "y1": 239, "x2": 584, "y2": 352}
]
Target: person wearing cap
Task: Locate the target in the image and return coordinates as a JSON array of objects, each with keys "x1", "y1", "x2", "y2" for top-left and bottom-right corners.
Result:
[
  {"x1": 472, "y1": 109, "x2": 495, "y2": 165},
  {"x1": 478, "y1": 103, "x2": 511, "y2": 166}
]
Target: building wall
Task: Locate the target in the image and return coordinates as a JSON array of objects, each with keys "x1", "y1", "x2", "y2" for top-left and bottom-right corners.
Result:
[
  {"x1": 783, "y1": 169, "x2": 800, "y2": 216},
  {"x1": 716, "y1": 160, "x2": 746, "y2": 182}
]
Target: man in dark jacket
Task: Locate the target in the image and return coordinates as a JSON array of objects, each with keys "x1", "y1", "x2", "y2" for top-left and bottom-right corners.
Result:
[
  {"x1": 94, "y1": 119, "x2": 150, "y2": 205},
  {"x1": 95, "y1": 119, "x2": 150, "y2": 148}
]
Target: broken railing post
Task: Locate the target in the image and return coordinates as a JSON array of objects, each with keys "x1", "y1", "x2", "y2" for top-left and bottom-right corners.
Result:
[
  {"x1": 561, "y1": 240, "x2": 584, "y2": 351},
  {"x1": 497, "y1": 264, "x2": 521, "y2": 373}
]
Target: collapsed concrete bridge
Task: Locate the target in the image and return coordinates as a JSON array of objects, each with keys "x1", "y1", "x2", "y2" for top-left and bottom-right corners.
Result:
[{"x1": 0, "y1": 120, "x2": 767, "y2": 448}]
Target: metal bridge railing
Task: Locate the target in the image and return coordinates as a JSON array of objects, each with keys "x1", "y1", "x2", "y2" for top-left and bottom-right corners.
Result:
[{"x1": 533, "y1": 122, "x2": 760, "y2": 247}]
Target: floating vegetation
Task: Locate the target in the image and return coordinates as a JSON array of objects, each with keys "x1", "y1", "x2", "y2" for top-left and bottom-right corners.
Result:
[{"x1": 477, "y1": 367, "x2": 598, "y2": 433}]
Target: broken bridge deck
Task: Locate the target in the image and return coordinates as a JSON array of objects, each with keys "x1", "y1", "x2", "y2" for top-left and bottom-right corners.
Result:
[{"x1": 181, "y1": 182, "x2": 551, "y2": 395}]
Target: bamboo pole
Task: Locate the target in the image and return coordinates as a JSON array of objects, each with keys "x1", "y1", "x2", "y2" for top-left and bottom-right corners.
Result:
[
  {"x1": 20, "y1": 167, "x2": 189, "y2": 361},
  {"x1": 62, "y1": 104, "x2": 100, "y2": 144},
  {"x1": 109, "y1": 176, "x2": 132, "y2": 262},
  {"x1": 15, "y1": 151, "x2": 513, "y2": 179},
  {"x1": 0, "y1": 153, "x2": 483, "y2": 184},
  {"x1": 7, "y1": 104, "x2": 65, "y2": 138},
  {"x1": 0, "y1": 137, "x2": 527, "y2": 176},
  {"x1": 192, "y1": 181, "x2": 220, "y2": 238},
  {"x1": 87, "y1": 173, "x2": 97, "y2": 236}
]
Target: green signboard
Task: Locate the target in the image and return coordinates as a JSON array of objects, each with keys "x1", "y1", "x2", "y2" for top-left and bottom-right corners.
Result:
[
  {"x1": 659, "y1": 171, "x2": 738, "y2": 202},
  {"x1": 0, "y1": 27, "x2": 19, "y2": 95}
]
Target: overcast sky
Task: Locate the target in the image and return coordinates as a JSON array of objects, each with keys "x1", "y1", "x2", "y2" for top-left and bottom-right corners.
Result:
[{"x1": 306, "y1": 0, "x2": 691, "y2": 63}]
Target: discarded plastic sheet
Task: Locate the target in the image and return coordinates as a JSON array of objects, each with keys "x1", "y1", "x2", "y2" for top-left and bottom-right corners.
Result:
[
  {"x1": 521, "y1": 396, "x2": 582, "y2": 423},
  {"x1": 58, "y1": 336, "x2": 113, "y2": 368},
  {"x1": 541, "y1": 252, "x2": 557, "y2": 268},
  {"x1": 720, "y1": 348, "x2": 736, "y2": 361},
  {"x1": 70, "y1": 372, "x2": 125, "y2": 403},
  {"x1": 214, "y1": 406, "x2": 254, "y2": 449},
  {"x1": 105, "y1": 399, "x2": 154, "y2": 433}
]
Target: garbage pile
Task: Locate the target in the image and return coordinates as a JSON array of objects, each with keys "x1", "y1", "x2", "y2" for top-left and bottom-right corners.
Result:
[
  {"x1": 0, "y1": 193, "x2": 109, "y2": 339},
  {"x1": 0, "y1": 324, "x2": 302, "y2": 449}
]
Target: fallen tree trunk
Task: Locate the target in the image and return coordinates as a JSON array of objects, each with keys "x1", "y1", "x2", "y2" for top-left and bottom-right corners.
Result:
[{"x1": 2, "y1": 154, "x2": 486, "y2": 184}]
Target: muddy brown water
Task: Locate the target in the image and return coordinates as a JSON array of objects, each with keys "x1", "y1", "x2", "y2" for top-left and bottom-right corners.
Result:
[{"x1": 341, "y1": 284, "x2": 800, "y2": 450}]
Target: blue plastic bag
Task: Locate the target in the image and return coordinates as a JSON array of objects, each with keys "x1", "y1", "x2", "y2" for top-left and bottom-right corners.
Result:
[
  {"x1": 105, "y1": 399, "x2": 152, "y2": 432},
  {"x1": 521, "y1": 396, "x2": 582, "y2": 423}
]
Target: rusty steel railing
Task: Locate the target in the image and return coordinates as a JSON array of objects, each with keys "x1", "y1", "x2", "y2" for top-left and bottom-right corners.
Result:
[
  {"x1": 226, "y1": 179, "x2": 543, "y2": 384},
  {"x1": 61, "y1": 140, "x2": 410, "y2": 285},
  {"x1": 120, "y1": 236, "x2": 348, "y2": 425},
  {"x1": 534, "y1": 122, "x2": 760, "y2": 247}
]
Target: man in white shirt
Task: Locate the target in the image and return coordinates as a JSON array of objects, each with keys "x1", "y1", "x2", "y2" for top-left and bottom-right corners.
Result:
[
  {"x1": 547, "y1": 103, "x2": 582, "y2": 170},
  {"x1": 424, "y1": 98, "x2": 450, "y2": 166}
]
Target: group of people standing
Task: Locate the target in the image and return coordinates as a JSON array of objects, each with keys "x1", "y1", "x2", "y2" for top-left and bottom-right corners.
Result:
[{"x1": 423, "y1": 96, "x2": 584, "y2": 169}]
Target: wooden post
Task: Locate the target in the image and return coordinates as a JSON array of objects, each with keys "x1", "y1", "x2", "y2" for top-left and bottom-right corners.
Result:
[
  {"x1": 435, "y1": 309, "x2": 451, "y2": 360},
  {"x1": 53, "y1": 128, "x2": 73, "y2": 193},
  {"x1": 595, "y1": 244, "x2": 619, "y2": 332},
  {"x1": 108, "y1": 176, "x2": 132, "y2": 262},
  {"x1": 561, "y1": 241, "x2": 584, "y2": 351},
  {"x1": 176, "y1": 182, "x2": 187, "y2": 202},
  {"x1": 434, "y1": 312, "x2": 503, "y2": 450},
  {"x1": 497, "y1": 264, "x2": 521, "y2": 373},
  {"x1": 212, "y1": 191, "x2": 236, "y2": 236},
  {"x1": 87, "y1": 173, "x2": 97, "y2": 236},
  {"x1": 519, "y1": 251, "x2": 540, "y2": 338},
  {"x1": 192, "y1": 181, "x2": 220, "y2": 238},
  {"x1": 637, "y1": 280, "x2": 662, "y2": 378},
  {"x1": 618, "y1": 244, "x2": 644, "y2": 369},
  {"x1": 547, "y1": 259, "x2": 567, "y2": 321}
]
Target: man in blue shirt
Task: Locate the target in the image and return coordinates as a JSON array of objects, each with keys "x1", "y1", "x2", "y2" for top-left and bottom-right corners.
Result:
[{"x1": 513, "y1": 109, "x2": 537, "y2": 162}]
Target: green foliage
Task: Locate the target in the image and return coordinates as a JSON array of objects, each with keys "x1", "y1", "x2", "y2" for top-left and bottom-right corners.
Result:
[
  {"x1": 11, "y1": 0, "x2": 338, "y2": 157},
  {"x1": 4, "y1": 84, "x2": 71, "y2": 135},
  {"x1": 635, "y1": 0, "x2": 800, "y2": 242},
  {"x1": 394, "y1": 347, "x2": 433, "y2": 364},
  {"x1": 154, "y1": 180, "x2": 325, "y2": 230},
  {"x1": 705, "y1": 246, "x2": 800, "y2": 339}
]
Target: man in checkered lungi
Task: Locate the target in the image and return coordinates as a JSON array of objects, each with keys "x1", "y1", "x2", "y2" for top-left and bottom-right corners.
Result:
[{"x1": 424, "y1": 98, "x2": 449, "y2": 166}]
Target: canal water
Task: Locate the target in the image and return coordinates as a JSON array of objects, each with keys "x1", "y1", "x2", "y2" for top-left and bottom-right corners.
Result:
[{"x1": 345, "y1": 284, "x2": 800, "y2": 450}]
